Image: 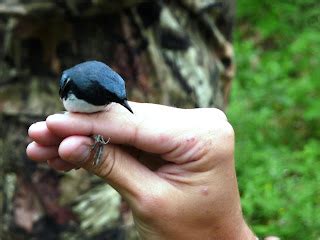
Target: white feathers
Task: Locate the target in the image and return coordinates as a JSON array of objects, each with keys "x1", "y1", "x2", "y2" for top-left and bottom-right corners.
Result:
[{"x1": 63, "y1": 93, "x2": 106, "y2": 113}]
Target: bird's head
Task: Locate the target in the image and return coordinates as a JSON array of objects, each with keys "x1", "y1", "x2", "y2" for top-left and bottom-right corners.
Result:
[{"x1": 59, "y1": 73, "x2": 72, "y2": 99}]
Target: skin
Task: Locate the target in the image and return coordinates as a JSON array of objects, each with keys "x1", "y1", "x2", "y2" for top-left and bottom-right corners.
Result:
[{"x1": 26, "y1": 102, "x2": 256, "y2": 240}]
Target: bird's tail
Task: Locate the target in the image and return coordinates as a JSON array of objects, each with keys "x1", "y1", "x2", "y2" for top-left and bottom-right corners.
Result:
[{"x1": 121, "y1": 100, "x2": 134, "y2": 114}]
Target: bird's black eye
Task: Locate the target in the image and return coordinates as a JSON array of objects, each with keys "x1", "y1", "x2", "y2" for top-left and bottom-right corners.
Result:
[
  {"x1": 64, "y1": 77, "x2": 71, "y2": 86},
  {"x1": 59, "y1": 76, "x2": 72, "y2": 97}
]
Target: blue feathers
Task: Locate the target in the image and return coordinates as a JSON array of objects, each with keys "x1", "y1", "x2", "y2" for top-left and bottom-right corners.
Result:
[{"x1": 59, "y1": 60, "x2": 133, "y2": 113}]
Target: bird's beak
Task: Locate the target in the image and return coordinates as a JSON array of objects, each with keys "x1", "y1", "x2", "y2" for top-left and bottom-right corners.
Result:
[{"x1": 121, "y1": 100, "x2": 134, "y2": 114}]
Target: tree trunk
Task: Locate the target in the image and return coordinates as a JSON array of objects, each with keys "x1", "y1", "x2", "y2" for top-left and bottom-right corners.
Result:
[{"x1": 0, "y1": 0, "x2": 235, "y2": 239}]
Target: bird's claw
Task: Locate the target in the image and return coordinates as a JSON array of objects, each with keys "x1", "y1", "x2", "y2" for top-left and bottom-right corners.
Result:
[{"x1": 91, "y1": 135, "x2": 110, "y2": 166}]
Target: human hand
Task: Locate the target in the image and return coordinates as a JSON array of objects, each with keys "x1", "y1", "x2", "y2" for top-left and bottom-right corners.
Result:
[{"x1": 27, "y1": 102, "x2": 255, "y2": 240}]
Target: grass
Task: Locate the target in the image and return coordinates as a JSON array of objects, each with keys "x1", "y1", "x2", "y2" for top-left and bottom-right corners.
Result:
[{"x1": 228, "y1": 1, "x2": 320, "y2": 239}]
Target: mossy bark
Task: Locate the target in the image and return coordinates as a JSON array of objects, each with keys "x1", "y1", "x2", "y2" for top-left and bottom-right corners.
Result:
[{"x1": 0, "y1": 0, "x2": 235, "y2": 239}]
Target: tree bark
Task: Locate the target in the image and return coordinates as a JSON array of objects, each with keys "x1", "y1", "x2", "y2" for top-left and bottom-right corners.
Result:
[{"x1": 0, "y1": 0, "x2": 235, "y2": 239}]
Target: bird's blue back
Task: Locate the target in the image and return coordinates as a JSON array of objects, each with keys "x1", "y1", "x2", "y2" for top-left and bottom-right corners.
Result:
[{"x1": 63, "y1": 61, "x2": 127, "y2": 99}]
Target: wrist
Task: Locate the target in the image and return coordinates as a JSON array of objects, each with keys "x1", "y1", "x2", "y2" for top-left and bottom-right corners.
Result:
[
  {"x1": 136, "y1": 216, "x2": 256, "y2": 240},
  {"x1": 211, "y1": 217, "x2": 256, "y2": 240},
  {"x1": 239, "y1": 221, "x2": 257, "y2": 240}
]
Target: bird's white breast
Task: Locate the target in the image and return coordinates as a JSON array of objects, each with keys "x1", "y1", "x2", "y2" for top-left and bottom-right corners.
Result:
[{"x1": 63, "y1": 93, "x2": 106, "y2": 113}]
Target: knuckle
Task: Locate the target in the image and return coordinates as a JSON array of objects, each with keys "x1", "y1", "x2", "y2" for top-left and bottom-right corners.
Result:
[
  {"x1": 214, "y1": 121, "x2": 235, "y2": 148},
  {"x1": 206, "y1": 117, "x2": 235, "y2": 142},
  {"x1": 127, "y1": 116, "x2": 144, "y2": 146},
  {"x1": 214, "y1": 108, "x2": 228, "y2": 121},
  {"x1": 203, "y1": 121, "x2": 235, "y2": 164},
  {"x1": 205, "y1": 108, "x2": 228, "y2": 121},
  {"x1": 128, "y1": 122, "x2": 139, "y2": 146},
  {"x1": 221, "y1": 121, "x2": 235, "y2": 140},
  {"x1": 214, "y1": 121, "x2": 235, "y2": 159}
]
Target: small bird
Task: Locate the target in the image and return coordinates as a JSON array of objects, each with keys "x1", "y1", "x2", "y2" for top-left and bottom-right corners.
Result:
[
  {"x1": 59, "y1": 60, "x2": 133, "y2": 166},
  {"x1": 59, "y1": 60, "x2": 133, "y2": 114}
]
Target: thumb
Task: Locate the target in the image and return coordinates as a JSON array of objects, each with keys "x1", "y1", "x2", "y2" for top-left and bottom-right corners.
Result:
[{"x1": 58, "y1": 135, "x2": 160, "y2": 201}]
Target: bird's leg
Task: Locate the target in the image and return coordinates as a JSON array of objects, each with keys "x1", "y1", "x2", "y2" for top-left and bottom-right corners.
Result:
[{"x1": 91, "y1": 135, "x2": 110, "y2": 166}]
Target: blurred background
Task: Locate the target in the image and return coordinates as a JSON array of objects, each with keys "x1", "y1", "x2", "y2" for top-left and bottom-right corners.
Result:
[
  {"x1": 0, "y1": 0, "x2": 319, "y2": 239},
  {"x1": 229, "y1": 1, "x2": 320, "y2": 239}
]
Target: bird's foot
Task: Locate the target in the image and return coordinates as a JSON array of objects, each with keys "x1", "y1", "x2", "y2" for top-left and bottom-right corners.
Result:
[{"x1": 91, "y1": 135, "x2": 110, "y2": 166}]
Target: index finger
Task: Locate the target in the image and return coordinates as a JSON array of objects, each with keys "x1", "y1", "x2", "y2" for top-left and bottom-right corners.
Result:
[
  {"x1": 46, "y1": 103, "x2": 180, "y2": 155},
  {"x1": 46, "y1": 102, "x2": 226, "y2": 158}
]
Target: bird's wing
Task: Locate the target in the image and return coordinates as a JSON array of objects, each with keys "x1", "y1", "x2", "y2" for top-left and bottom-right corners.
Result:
[{"x1": 96, "y1": 67, "x2": 127, "y2": 99}]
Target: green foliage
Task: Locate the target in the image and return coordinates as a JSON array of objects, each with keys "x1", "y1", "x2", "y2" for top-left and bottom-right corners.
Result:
[{"x1": 228, "y1": 1, "x2": 320, "y2": 239}]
